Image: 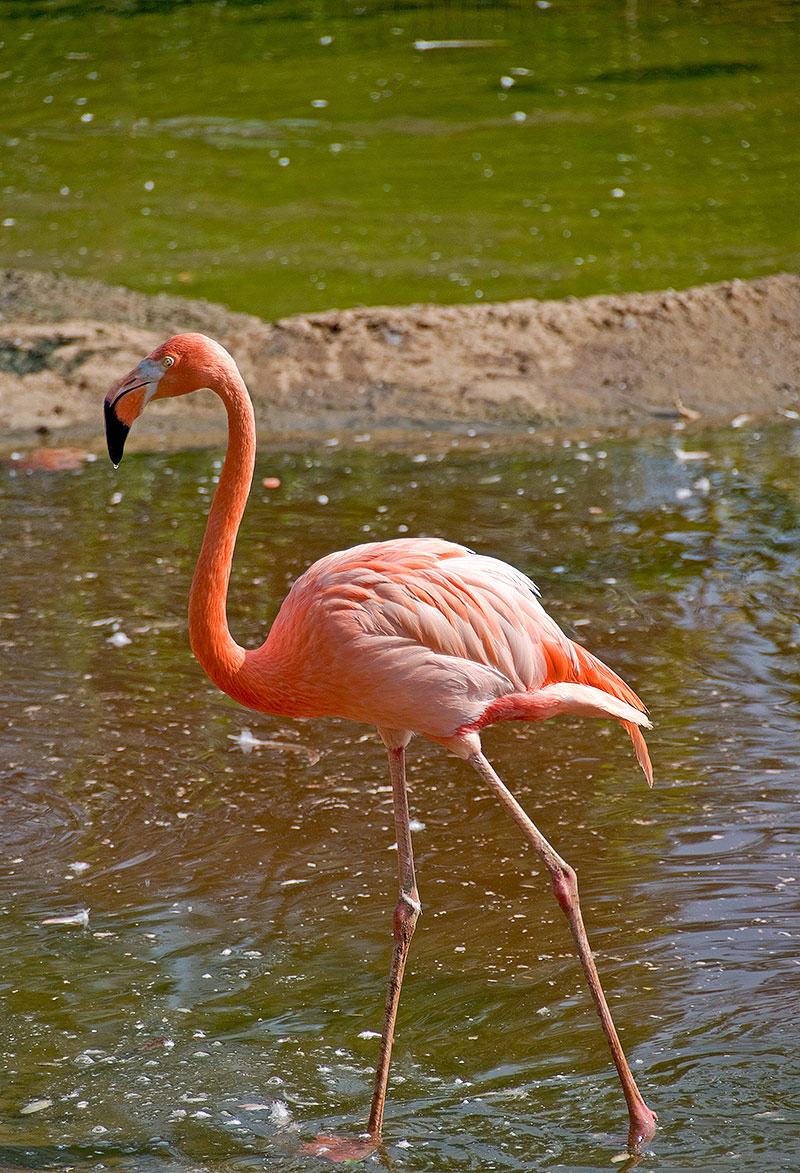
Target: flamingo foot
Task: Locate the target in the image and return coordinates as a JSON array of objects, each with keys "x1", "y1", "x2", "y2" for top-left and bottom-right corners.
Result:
[
  {"x1": 300, "y1": 1133, "x2": 379, "y2": 1163},
  {"x1": 627, "y1": 1104, "x2": 658, "y2": 1153}
]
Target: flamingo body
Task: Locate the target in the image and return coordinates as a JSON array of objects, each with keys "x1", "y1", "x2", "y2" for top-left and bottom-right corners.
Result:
[
  {"x1": 242, "y1": 537, "x2": 651, "y2": 769},
  {"x1": 104, "y1": 333, "x2": 657, "y2": 1154}
]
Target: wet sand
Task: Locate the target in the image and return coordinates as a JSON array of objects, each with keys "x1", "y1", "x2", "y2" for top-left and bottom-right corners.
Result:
[{"x1": 1, "y1": 268, "x2": 798, "y2": 451}]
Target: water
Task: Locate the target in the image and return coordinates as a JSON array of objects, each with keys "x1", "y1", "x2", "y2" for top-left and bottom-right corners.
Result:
[
  {"x1": 1, "y1": 420, "x2": 799, "y2": 1170},
  {"x1": 2, "y1": 4, "x2": 799, "y2": 1165},
  {"x1": 1, "y1": 0, "x2": 798, "y2": 319}
]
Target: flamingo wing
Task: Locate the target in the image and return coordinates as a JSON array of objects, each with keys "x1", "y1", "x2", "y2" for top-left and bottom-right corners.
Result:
[{"x1": 258, "y1": 539, "x2": 590, "y2": 734}]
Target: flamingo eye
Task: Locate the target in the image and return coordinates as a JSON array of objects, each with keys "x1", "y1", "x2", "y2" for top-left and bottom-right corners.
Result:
[{"x1": 162, "y1": 356, "x2": 175, "y2": 369}]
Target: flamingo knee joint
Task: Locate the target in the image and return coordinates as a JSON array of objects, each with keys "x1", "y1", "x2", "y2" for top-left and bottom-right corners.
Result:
[{"x1": 400, "y1": 892, "x2": 422, "y2": 916}]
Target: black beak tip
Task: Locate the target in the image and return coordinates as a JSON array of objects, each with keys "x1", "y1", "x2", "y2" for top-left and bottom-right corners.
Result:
[{"x1": 104, "y1": 400, "x2": 129, "y2": 468}]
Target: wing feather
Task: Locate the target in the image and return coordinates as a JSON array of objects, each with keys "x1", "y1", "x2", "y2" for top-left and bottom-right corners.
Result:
[
  {"x1": 262, "y1": 536, "x2": 649, "y2": 769},
  {"x1": 292, "y1": 536, "x2": 574, "y2": 693}
]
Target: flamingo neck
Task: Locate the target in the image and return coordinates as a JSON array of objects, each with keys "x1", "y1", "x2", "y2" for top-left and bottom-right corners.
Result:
[{"x1": 187, "y1": 371, "x2": 254, "y2": 699}]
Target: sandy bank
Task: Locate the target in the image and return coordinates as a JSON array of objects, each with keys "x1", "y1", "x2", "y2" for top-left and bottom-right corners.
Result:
[{"x1": 1, "y1": 268, "x2": 798, "y2": 451}]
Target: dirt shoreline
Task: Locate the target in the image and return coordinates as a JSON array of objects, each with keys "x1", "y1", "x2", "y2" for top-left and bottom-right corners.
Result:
[{"x1": 1, "y1": 268, "x2": 798, "y2": 452}]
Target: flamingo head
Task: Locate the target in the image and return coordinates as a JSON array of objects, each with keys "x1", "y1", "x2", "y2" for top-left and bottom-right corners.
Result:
[{"x1": 104, "y1": 333, "x2": 236, "y2": 465}]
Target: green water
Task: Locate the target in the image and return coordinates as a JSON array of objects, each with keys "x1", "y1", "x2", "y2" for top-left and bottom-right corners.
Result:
[
  {"x1": 2, "y1": 3, "x2": 800, "y2": 1169},
  {"x1": 1, "y1": 0, "x2": 798, "y2": 320},
  {"x1": 2, "y1": 422, "x2": 800, "y2": 1170}
]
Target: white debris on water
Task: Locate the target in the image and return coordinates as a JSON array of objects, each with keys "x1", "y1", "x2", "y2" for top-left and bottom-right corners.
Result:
[
  {"x1": 674, "y1": 448, "x2": 711, "y2": 462},
  {"x1": 229, "y1": 727, "x2": 267, "y2": 752},
  {"x1": 20, "y1": 1098, "x2": 52, "y2": 1115},
  {"x1": 42, "y1": 909, "x2": 90, "y2": 927},
  {"x1": 414, "y1": 39, "x2": 498, "y2": 50},
  {"x1": 270, "y1": 1100, "x2": 292, "y2": 1124}
]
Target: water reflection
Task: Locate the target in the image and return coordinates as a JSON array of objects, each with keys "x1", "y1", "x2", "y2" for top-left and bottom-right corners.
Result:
[{"x1": 1, "y1": 422, "x2": 799, "y2": 1169}]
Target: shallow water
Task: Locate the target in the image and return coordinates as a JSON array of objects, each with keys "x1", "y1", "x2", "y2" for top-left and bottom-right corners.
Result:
[
  {"x1": 1, "y1": 0, "x2": 799, "y2": 317},
  {"x1": 1, "y1": 420, "x2": 799, "y2": 1170}
]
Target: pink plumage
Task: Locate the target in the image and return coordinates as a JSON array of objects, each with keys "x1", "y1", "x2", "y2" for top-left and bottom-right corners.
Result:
[
  {"x1": 105, "y1": 333, "x2": 658, "y2": 1156},
  {"x1": 249, "y1": 537, "x2": 652, "y2": 778}
]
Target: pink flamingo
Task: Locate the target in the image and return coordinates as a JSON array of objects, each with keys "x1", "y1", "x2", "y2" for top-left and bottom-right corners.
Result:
[{"x1": 105, "y1": 333, "x2": 657, "y2": 1156}]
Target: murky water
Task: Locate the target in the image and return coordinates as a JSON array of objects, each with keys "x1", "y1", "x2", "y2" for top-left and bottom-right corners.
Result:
[
  {"x1": 2, "y1": 420, "x2": 799, "y2": 1170},
  {"x1": 2, "y1": 0, "x2": 799, "y2": 318}
]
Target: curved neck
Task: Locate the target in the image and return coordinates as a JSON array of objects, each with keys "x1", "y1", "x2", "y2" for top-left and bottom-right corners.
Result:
[{"x1": 187, "y1": 371, "x2": 255, "y2": 695}]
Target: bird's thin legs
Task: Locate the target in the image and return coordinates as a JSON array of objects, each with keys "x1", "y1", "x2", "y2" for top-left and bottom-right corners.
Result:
[
  {"x1": 467, "y1": 751, "x2": 657, "y2": 1152},
  {"x1": 367, "y1": 745, "x2": 421, "y2": 1140}
]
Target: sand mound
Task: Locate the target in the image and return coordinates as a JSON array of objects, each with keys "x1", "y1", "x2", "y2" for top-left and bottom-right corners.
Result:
[{"x1": 1, "y1": 268, "x2": 797, "y2": 449}]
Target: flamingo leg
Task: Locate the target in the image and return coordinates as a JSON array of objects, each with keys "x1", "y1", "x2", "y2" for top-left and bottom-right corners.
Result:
[
  {"x1": 467, "y1": 751, "x2": 657, "y2": 1152},
  {"x1": 367, "y1": 745, "x2": 421, "y2": 1140}
]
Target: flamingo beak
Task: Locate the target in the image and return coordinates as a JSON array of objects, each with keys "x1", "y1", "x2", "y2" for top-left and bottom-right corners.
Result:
[
  {"x1": 104, "y1": 396, "x2": 132, "y2": 467},
  {"x1": 104, "y1": 359, "x2": 162, "y2": 466}
]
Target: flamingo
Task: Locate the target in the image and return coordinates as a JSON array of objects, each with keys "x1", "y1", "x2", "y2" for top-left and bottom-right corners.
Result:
[{"x1": 104, "y1": 333, "x2": 657, "y2": 1156}]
